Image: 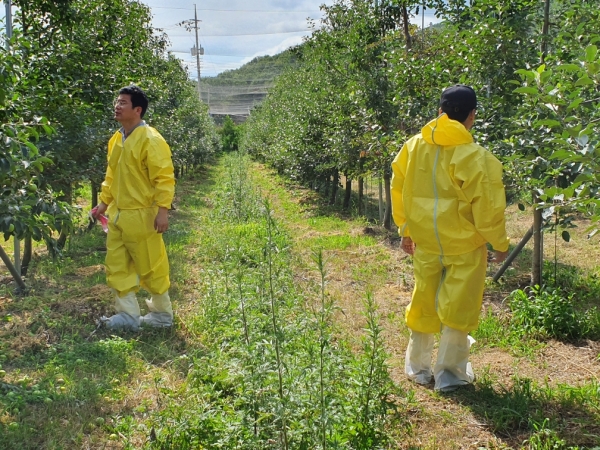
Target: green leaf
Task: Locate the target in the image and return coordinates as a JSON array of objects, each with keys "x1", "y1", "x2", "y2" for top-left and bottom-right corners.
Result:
[
  {"x1": 535, "y1": 119, "x2": 561, "y2": 128},
  {"x1": 518, "y1": 203, "x2": 525, "y2": 211},
  {"x1": 549, "y1": 149, "x2": 572, "y2": 160},
  {"x1": 567, "y1": 98, "x2": 583, "y2": 110},
  {"x1": 24, "y1": 141, "x2": 39, "y2": 156},
  {"x1": 585, "y1": 45, "x2": 598, "y2": 63},
  {"x1": 514, "y1": 87, "x2": 539, "y2": 95},
  {"x1": 556, "y1": 64, "x2": 581, "y2": 72},
  {"x1": 574, "y1": 173, "x2": 593, "y2": 183},
  {"x1": 561, "y1": 230, "x2": 570, "y2": 242},
  {"x1": 574, "y1": 76, "x2": 593, "y2": 86}
]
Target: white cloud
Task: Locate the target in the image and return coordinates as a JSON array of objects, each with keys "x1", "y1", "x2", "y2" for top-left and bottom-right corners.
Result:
[{"x1": 239, "y1": 35, "x2": 305, "y2": 66}]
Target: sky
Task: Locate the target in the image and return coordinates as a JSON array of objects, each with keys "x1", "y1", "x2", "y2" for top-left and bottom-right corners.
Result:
[
  {"x1": 140, "y1": 0, "x2": 441, "y2": 79},
  {"x1": 1, "y1": 1, "x2": 441, "y2": 79}
]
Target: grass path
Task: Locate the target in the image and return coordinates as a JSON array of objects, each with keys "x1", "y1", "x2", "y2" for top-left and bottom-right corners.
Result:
[{"x1": 0, "y1": 156, "x2": 599, "y2": 449}]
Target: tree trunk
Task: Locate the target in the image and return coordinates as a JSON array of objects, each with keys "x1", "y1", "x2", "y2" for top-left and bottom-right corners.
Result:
[
  {"x1": 343, "y1": 176, "x2": 352, "y2": 210},
  {"x1": 21, "y1": 236, "x2": 32, "y2": 277},
  {"x1": 540, "y1": 0, "x2": 551, "y2": 62},
  {"x1": 401, "y1": 6, "x2": 412, "y2": 49},
  {"x1": 91, "y1": 182, "x2": 98, "y2": 209},
  {"x1": 383, "y1": 171, "x2": 392, "y2": 230},
  {"x1": 329, "y1": 170, "x2": 339, "y2": 205},
  {"x1": 57, "y1": 184, "x2": 72, "y2": 250}
]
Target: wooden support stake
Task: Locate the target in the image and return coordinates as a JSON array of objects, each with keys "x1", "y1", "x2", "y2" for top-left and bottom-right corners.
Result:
[{"x1": 0, "y1": 244, "x2": 26, "y2": 292}]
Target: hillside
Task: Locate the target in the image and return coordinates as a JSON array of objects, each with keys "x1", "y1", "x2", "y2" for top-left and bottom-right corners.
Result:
[
  {"x1": 202, "y1": 49, "x2": 298, "y2": 87},
  {"x1": 199, "y1": 49, "x2": 298, "y2": 121}
]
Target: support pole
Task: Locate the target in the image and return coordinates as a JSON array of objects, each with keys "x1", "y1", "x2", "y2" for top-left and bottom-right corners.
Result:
[
  {"x1": 0, "y1": 246, "x2": 26, "y2": 293},
  {"x1": 532, "y1": 192, "x2": 543, "y2": 286},
  {"x1": 378, "y1": 178, "x2": 384, "y2": 223},
  {"x1": 493, "y1": 227, "x2": 533, "y2": 282}
]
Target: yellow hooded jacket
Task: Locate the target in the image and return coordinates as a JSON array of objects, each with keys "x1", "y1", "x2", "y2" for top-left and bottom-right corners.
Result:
[
  {"x1": 99, "y1": 124, "x2": 175, "y2": 210},
  {"x1": 391, "y1": 114, "x2": 509, "y2": 256}
]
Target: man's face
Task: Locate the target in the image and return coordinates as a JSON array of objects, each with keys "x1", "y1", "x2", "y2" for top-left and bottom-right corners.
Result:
[{"x1": 113, "y1": 94, "x2": 140, "y2": 123}]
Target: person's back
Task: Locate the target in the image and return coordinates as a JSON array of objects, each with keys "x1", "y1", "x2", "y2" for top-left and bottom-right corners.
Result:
[
  {"x1": 391, "y1": 84, "x2": 509, "y2": 392},
  {"x1": 396, "y1": 114, "x2": 508, "y2": 256}
]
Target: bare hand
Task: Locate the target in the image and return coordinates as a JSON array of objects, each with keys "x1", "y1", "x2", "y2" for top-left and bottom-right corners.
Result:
[
  {"x1": 401, "y1": 236, "x2": 415, "y2": 255},
  {"x1": 490, "y1": 249, "x2": 509, "y2": 263},
  {"x1": 93, "y1": 202, "x2": 108, "y2": 219},
  {"x1": 154, "y1": 207, "x2": 169, "y2": 233}
]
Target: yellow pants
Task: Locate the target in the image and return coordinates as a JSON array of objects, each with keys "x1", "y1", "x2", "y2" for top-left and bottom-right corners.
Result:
[
  {"x1": 406, "y1": 245, "x2": 487, "y2": 333},
  {"x1": 105, "y1": 205, "x2": 170, "y2": 297}
]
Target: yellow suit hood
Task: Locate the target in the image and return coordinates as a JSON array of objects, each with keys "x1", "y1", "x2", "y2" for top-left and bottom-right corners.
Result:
[{"x1": 421, "y1": 114, "x2": 474, "y2": 147}]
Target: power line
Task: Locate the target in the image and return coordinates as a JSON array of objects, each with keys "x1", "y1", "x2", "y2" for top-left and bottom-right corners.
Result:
[
  {"x1": 168, "y1": 29, "x2": 317, "y2": 37},
  {"x1": 170, "y1": 51, "x2": 284, "y2": 58},
  {"x1": 147, "y1": 6, "x2": 322, "y2": 13}
]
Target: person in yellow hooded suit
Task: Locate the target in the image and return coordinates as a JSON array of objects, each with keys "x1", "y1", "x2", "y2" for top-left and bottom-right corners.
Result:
[
  {"x1": 93, "y1": 85, "x2": 175, "y2": 330},
  {"x1": 391, "y1": 85, "x2": 509, "y2": 391}
]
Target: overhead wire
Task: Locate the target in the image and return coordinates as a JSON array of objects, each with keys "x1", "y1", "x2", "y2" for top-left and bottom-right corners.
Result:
[
  {"x1": 167, "y1": 29, "x2": 316, "y2": 37},
  {"x1": 146, "y1": 6, "x2": 322, "y2": 13}
]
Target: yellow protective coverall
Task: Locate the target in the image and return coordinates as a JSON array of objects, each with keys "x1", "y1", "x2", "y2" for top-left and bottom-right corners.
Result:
[
  {"x1": 391, "y1": 113, "x2": 509, "y2": 334},
  {"x1": 100, "y1": 124, "x2": 175, "y2": 299}
]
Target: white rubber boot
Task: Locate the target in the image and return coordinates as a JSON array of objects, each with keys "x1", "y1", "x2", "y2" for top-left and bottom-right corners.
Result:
[
  {"x1": 140, "y1": 291, "x2": 173, "y2": 328},
  {"x1": 99, "y1": 292, "x2": 141, "y2": 331},
  {"x1": 405, "y1": 330, "x2": 434, "y2": 385},
  {"x1": 434, "y1": 325, "x2": 475, "y2": 392}
]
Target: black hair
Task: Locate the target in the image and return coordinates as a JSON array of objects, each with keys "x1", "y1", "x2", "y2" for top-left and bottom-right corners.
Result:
[
  {"x1": 118, "y1": 85, "x2": 149, "y2": 118},
  {"x1": 440, "y1": 84, "x2": 477, "y2": 123},
  {"x1": 441, "y1": 103, "x2": 472, "y2": 123}
]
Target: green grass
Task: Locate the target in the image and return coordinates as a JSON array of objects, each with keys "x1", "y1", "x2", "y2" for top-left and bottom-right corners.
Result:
[
  {"x1": 449, "y1": 374, "x2": 600, "y2": 448},
  {"x1": 2, "y1": 154, "x2": 599, "y2": 449},
  {"x1": 304, "y1": 233, "x2": 377, "y2": 250},
  {"x1": 307, "y1": 215, "x2": 351, "y2": 232},
  {"x1": 0, "y1": 155, "x2": 409, "y2": 449}
]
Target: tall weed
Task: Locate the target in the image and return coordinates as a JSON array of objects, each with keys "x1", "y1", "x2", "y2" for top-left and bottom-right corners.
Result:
[{"x1": 149, "y1": 153, "x2": 403, "y2": 449}]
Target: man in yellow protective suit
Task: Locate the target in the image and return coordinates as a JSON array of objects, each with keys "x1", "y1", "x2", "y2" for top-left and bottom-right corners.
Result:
[
  {"x1": 93, "y1": 85, "x2": 175, "y2": 330},
  {"x1": 391, "y1": 85, "x2": 509, "y2": 392}
]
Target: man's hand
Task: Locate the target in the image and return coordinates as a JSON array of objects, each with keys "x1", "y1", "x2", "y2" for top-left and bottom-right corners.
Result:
[
  {"x1": 93, "y1": 202, "x2": 108, "y2": 219},
  {"x1": 401, "y1": 236, "x2": 415, "y2": 255},
  {"x1": 154, "y1": 207, "x2": 169, "y2": 233},
  {"x1": 490, "y1": 249, "x2": 509, "y2": 263}
]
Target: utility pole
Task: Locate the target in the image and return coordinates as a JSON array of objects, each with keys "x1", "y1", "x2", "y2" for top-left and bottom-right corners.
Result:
[
  {"x1": 194, "y1": 4, "x2": 201, "y2": 99},
  {"x1": 422, "y1": 1, "x2": 425, "y2": 38},
  {"x1": 178, "y1": 6, "x2": 204, "y2": 100}
]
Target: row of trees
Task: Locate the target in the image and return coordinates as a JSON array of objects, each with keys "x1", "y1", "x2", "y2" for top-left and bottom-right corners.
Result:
[
  {"x1": 242, "y1": 0, "x2": 599, "y2": 242},
  {"x1": 1, "y1": 0, "x2": 219, "y2": 274}
]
